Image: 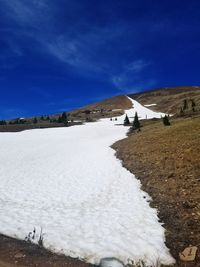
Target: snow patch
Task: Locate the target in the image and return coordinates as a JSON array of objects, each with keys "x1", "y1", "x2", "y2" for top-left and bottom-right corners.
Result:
[
  {"x1": 0, "y1": 97, "x2": 174, "y2": 266},
  {"x1": 144, "y1": 104, "x2": 157, "y2": 107}
]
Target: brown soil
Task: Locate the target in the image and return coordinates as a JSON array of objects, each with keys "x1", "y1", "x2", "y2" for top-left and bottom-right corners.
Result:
[
  {"x1": 71, "y1": 95, "x2": 132, "y2": 120},
  {"x1": 76, "y1": 95, "x2": 132, "y2": 111},
  {"x1": 112, "y1": 116, "x2": 200, "y2": 266},
  {"x1": 0, "y1": 234, "x2": 92, "y2": 267}
]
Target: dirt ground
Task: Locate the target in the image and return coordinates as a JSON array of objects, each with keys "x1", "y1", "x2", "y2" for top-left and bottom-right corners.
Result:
[
  {"x1": 112, "y1": 116, "x2": 200, "y2": 267},
  {"x1": 0, "y1": 234, "x2": 92, "y2": 267}
]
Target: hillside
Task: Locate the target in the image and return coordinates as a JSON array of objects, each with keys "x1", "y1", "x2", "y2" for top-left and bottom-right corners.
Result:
[
  {"x1": 0, "y1": 98, "x2": 174, "y2": 267},
  {"x1": 0, "y1": 95, "x2": 132, "y2": 132},
  {"x1": 2, "y1": 86, "x2": 200, "y2": 132},
  {"x1": 0, "y1": 86, "x2": 200, "y2": 266},
  {"x1": 70, "y1": 95, "x2": 132, "y2": 120},
  {"x1": 113, "y1": 116, "x2": 200, "y2": 266},
  {"x1": 129, "y1": 86, "x2": 200, "y2": 115}
]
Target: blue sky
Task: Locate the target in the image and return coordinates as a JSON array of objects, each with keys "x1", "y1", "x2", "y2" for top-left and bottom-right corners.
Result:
[{"x1": 0, "y1": 0, "x2": 200, "y2": 119}]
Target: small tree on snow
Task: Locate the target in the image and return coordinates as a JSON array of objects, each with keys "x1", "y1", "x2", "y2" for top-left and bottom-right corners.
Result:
[{"x1": 124, "y1": 114, "x2": 130, "y2": 125}]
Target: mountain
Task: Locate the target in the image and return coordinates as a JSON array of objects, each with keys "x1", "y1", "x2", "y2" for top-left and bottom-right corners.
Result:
[
  {"x1": 1, "y1": 86, "x2": 200, "y2": 132},
  {"x1": 128, "y1": 86, "x2": 200, "y2": 114}
]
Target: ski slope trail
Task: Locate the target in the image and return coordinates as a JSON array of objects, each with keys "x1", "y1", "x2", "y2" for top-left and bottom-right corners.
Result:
[{"x1": 0, "y1": 97, "x2": 174, "y2": 266}]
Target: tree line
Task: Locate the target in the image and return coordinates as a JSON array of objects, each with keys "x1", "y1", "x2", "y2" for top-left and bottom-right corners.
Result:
[{"x1": 0, "y1": 112, "x2": 70, "y2": 126}]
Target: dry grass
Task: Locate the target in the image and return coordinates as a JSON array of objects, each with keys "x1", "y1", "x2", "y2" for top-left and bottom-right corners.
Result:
[
  {"x1": 129, "y1": 86, "x2": 200, "y2": 115},
  {"x1": 112, "y1": 116, "x2": 200, "y2": 267}
]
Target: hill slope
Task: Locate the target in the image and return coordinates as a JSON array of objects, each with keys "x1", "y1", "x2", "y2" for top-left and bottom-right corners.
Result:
[{"x1": 129, "y1": 86, "x2": 200, "y2": 115}]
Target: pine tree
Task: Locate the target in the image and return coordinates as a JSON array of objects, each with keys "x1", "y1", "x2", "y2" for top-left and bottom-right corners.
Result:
[
  {"x1": 33, "y1": 117, "x2": 38, "y2": 124},
  {"x1": 58, "y1": 116, "x2": 63, "y2": 123},
  {"x1": 163, "y1": 115, "x2": 170, "y2": 126},
  {"x1": 191, "y1": 99, "x2": 196, "y2": 112},
  {"x1": 183, "y1": 99, "x2": 188, "y2": 110},
  {"x1": 124, "y1": 114, "x2": 130, "y2": 125},
  {"x1": 0, "y1": 120, "x2": 6, "y2": 125},
  {"x1": 61, "y1": 112, "x2": 68, "y2": 123},
  {"x1": 133, "y1": 112, "x2": 140, "y2": 130},
  {"x1": 180, "y1": 107, "x2": 184, "y2": 116}
]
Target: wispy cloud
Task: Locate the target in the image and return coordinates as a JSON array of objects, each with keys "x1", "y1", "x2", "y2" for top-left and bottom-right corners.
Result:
[
  {"x1": 46, "y1": 24, "x2": 128, "y2": 77},
  {"x1": 126, "y1": 60, "x2": 150, "y2": 73},
  {"x1": 0, "y1": 0, "x2": 158, "y2": 92},
  {"x1": 111, "y1": 59, "x2": 156, "y2": 92},
  {"x1": 1, "y1": 0, "x2": 49, "y2": 25}
]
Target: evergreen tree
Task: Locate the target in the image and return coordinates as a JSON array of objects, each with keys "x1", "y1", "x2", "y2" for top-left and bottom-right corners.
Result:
[
  {"x1": 0, "y1": 120, "x2": 7, "y2": 125},
  {"x1": 133, "y1": 112, "x2": 140, "y2": 130},
  {"x1": 191, "y1": 99, "x2": 196, "y2": 112},
  {"x1": 40, "y1": 115, "x2": 44, "y2": 121},
  {"x1": 58, "y1": 116, "x2": 63, "y2": 123},
  {"x1": 33, "y1": 117, "x2": 38, "y2": 124},
  {"x1": 14, "y1": 118, "x2": 20, "y2": 124},
  {"x1": 183, "y1": 99, "x2": 188, "y2": 110},
  {"x1": 124, "y1": 114, "x2": 130, "y2": 125},
  {"x1": 180, "y1": 107, "x2": 184, "y2": 116},
  {"x1": 61, "y1": 112, "x2": 68, "y2": 123},
  {"x1": 163, "y1": 115, "x2": 170, "y2": 126}
]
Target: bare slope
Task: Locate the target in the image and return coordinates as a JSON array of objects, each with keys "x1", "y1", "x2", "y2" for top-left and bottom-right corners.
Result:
[
  {"x1": 129, "y1": 86, "x2": 200, "y2": 115},
  {"x1": 70, "y1": 95, "x2": 132, "y2": 120},
  {"x1": 113, "y1": 116, "x2": 200, "y2": 266}
]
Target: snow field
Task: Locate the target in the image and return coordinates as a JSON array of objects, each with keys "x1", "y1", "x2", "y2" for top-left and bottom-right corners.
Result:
[{"x1": 0, "y1": 97, "x2": 174, "y2": 266}]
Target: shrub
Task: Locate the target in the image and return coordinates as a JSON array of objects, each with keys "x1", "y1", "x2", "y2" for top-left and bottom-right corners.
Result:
[{"x1": 163, "y1": 115, "x2": 170, "y2": 126}]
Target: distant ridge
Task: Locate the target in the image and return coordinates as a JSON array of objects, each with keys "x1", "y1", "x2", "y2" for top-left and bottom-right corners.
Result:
[{"x1": 128, "y1": 86, "x2": 200, "y2": 114}]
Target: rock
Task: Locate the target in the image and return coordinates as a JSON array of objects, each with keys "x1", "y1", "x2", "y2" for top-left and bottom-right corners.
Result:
[
  {"x1": 99, "y1": 258, "x2": 125, "y2": 267},
  {"x1": 14, "y1": 252, "x2": 25, "y2": 259},
  {"x1": 179, "y1": 246, "x2": 198, "y2": 261}
]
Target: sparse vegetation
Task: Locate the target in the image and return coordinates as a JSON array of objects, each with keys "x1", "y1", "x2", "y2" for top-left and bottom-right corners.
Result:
[
  {"x1": 113, "y1": 116, "x2": 200, "y2": 266},
  {"x1": 25, "y1": 227, "x2": 44, "y2": 248}
]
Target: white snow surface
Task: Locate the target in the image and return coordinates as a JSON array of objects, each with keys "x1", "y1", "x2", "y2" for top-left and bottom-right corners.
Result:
[
  {"x1": 115, "y1": 97, "x2": 165, "y2": 123},
  {"x1": 0, "y1": 97, "x2": 174, "y2": 266},
  {"x1": 144, "y1": 104, "x2": 157, "y2": 107}
]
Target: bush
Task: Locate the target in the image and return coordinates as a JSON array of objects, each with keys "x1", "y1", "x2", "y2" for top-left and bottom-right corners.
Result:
[{"x1": 163, "y1": 115, "x2": 170, "y2": 126}]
